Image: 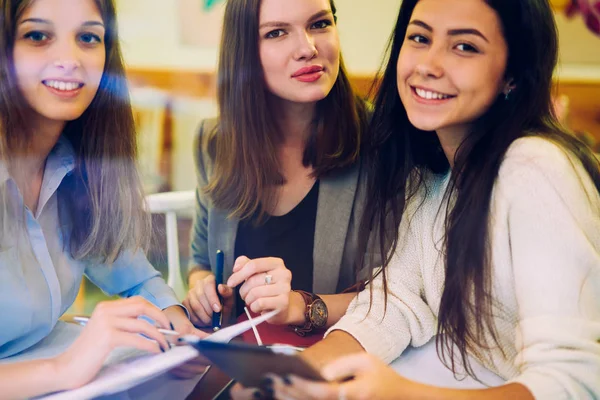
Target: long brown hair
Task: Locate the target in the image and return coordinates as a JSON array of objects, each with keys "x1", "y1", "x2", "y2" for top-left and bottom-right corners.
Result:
[
  {"x1": 0, "y1": 0, "x2": 150, "y2": 263},
  {"x1": 358, "y1": 0, "x2": 600, "y2": 378},
  {"x1": 206, "y1": 0, "x2": 368, "y2": 220}
]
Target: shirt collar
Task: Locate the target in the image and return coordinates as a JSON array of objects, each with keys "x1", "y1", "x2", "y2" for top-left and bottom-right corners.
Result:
[{"x1": 0, "y1": 136, "x2": 76, "y2": 185}]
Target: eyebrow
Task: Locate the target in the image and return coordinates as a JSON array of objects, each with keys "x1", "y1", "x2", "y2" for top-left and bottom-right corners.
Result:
[
  {"x1": 259, "y1": 9, "x2": 333, "y2": 29},
  {"x1": 20, "y1": 18, "x2": 105, "y2": 28},
  {"x1": 408, "y1": 19, "x2": 489, "y2": 43}
]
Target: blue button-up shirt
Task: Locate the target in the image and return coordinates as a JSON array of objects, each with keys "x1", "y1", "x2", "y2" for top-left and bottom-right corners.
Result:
[{"x1": 0, "y1": 137, "x2": 181, "y2": 359}]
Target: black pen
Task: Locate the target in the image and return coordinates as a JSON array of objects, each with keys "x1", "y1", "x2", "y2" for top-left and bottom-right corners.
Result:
[{"x1": 212, "y1": 249, "x2": 224, "y2": 331}]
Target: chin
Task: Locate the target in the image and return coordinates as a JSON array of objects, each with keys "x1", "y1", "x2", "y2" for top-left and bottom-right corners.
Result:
[
  {"x1": 40, "y1": 110, "x2": 87, "y2": 123},
  {"x1": 406, "y1": 114, "x2": 443, "y2": 132}
]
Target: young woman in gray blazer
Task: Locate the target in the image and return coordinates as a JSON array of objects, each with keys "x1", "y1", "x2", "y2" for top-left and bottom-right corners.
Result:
[{"x1": 182, "y1": 0, "x2": 370, "y2": 336}]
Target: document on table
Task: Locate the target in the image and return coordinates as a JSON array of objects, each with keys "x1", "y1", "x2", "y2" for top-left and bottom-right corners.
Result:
[{"x1": 40, "y1": 310, "x2": 279, "y2": 400}]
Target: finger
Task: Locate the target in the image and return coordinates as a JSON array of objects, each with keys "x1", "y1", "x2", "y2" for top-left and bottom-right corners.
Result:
[
  {"x1": 218, "y1": 284, "x2": 234, "y2": 298},
  {"x1": 321, "y1": 353, "x2": 372, "y2": 382},
  {"x1": 272, "y1": 374, "x2": 337, "y2": 400},
  {"x1": 227, "y1": 257, "x2": 283, "y2": 287},
  {"x1": 182, "y1": 297, "x2": 203, "y2": 327},
  {"x1": 232, "y1": 256, "x2": 251, "y2": 273},
  {"x1": 196, "y1": 286, "x2": 216, "y2": 320},
  {"x1": 230, "y1": 383, "x2": 262, "y2": 400},
  {"x1": 202, "y1": 275, "x2": 222, "y2": 312},
  {"x1": 244, "y1": 282, "x2": 290, "y2": 306},
  {"x1": 249, "y1": 294, "x2": 288, "y2": 314},
  {"x1": 187, "y1": 290, "x2": 212, "y2": 326},
  {"x1": 111, "y1": 331, "x2": 163, "y2": 354},
  {"x1": 239, "y1": 266, "x2": 290, "y2": 300},
  {"x1": 112, "y1": 317, "x2": 170, "y2": 351},
  {"x1": 93, "y1": 297, "x2": 171, "y2": 329}
]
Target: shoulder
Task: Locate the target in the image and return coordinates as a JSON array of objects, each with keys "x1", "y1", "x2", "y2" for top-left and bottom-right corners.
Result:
[
  {"x1": 194, "y1": 117, "x2": 220, "y2": 158},
  {"x1": 193, "y1": 117, "x2": 220, "y2": 179},
  {"x1": 500, "y1": 136, "x2": 585, "y2": 180},
  {"x1": 497, "y1": 136, "x2": 599, "y2": 208}
]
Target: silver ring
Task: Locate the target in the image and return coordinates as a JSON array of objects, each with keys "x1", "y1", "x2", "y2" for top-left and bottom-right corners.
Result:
[
  {"x1": 338, "y1": 385, "x2": 346, "y2": 400},
  {"x1": 264, "y1": 274, "x2": 273, "y2": 285}
]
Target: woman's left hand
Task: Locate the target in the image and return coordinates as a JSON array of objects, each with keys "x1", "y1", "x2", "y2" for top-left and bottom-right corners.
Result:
[
  {"x1": 163, "y1": 305, "x2": 212, "y2": 379},
  {"x1": 267, "y1": 353, "x2": 416, "y2": 400}
]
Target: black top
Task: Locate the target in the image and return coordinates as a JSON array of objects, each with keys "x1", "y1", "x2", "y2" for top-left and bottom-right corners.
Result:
[{"x1": 234, "y1": 181, "x2": 319, "y2": 317}]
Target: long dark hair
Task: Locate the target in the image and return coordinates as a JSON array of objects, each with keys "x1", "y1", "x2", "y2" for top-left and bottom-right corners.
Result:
[
  {"x1": 206, "y1": 0, "x2": 368, "y2": 220},
  {"x1": 0, "y1": 0, "x2": 150, "y2": 263},
  {"x1": 358, "y1": 0, "x2": 600, "y2": 377}
]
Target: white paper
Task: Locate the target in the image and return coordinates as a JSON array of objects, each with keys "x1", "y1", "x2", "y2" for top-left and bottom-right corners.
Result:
[{"x1": 41, "y1": 310, "x2": 279, "y2": 400}]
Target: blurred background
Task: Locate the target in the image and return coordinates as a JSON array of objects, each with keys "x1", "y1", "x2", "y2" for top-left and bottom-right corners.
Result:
[{"x1": 70, "y1": 0, "x2": 600, "y2": 314}]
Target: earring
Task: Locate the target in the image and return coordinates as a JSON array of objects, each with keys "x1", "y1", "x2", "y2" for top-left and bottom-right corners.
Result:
[{"x1": 504, "y1": 88, "x2": 512, "y2": 101}]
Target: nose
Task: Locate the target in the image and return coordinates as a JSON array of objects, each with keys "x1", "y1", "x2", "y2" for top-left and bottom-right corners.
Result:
[
  {"x1": 294, "y1": 32, "x2": 318, "y2": 61},
  {"x1": 53, "y1": 59, "x2": 81, "y2": 73},
  {"x1": 414, "y1": 47, "x2": 444, "y2": 79},
  {"x1": 53, "y1": 41, "x2": 82, "y2": 73}
]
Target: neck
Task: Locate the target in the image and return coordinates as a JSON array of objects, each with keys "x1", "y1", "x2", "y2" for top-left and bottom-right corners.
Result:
[
  {"x1": 436, "y1": 125, "x2": 469, "y2": 169},
  {"x1": 272, "y1": 97, "x2": 317, "y2": 149},
  {"x1": 11, "y1": 117, "x2": 65, "y2": 181}
]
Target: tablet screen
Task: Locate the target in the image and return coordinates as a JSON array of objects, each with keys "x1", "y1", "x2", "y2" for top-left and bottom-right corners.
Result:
[{"x1": 191, "y1": 340, "x2": 324, "y2": 387}]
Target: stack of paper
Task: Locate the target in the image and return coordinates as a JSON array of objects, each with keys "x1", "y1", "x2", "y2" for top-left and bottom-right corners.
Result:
[{"x1": 41, "y1": 310, "x2": 279, "y2": 399}]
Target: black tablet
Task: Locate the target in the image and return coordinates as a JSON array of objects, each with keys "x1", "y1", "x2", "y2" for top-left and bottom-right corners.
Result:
[{"x1": 189, "y1": 340, "x2": 325, "y2": 387}]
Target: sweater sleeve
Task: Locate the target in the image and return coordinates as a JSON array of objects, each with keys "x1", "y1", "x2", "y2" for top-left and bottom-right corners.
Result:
[
  {"x1": 325, "y1": 187, "x2": 438, "y2": 363},
  {"x1": 500, "y1": 138, "x2": 600, "y2": 399}
]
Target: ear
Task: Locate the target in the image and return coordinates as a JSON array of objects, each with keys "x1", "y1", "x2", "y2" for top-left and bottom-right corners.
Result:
[{"x1": 502, "y1": 78, "x2": 516, "y2": 95}]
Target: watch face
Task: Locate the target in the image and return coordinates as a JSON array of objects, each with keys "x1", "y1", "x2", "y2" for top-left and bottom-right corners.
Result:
[{"x1": 309, "y1": 299, "x2": 328, "y2": 329}]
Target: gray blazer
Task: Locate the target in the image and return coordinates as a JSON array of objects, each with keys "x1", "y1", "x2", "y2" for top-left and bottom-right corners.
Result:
[{"x1": 187, "y1": 118, "x2": 367, "y2": 295}]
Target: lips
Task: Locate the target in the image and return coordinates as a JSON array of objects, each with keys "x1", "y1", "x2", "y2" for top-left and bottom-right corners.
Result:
[
  {"x1": 42, "y1": 79, "x2": 84, "y2": 92},
  {"x1": 42, "y1": 79, "x2": 85, "y2": 99},
  {"x1": 292, "y1": 65, "x2": 324, "y2": 78}
]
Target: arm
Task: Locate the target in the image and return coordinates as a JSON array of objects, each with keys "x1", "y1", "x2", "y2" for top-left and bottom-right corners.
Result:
[
  {"x1": 304, "y1": 195, "x2": 437, "y2": 365},
  {"x1": 182, "y1": 121, "x2": 237, "y2": 326},
  {"x1": 496, "y1": 139, "x2": 600, "y2": 399},
  {"x1": 0, "y1": 359, "x2": 64, "y2": 400},
  {"x1": 0, "y1": 298, "x2": 173, "y2": 400},
  {"x1": 187, "y1": 119, "x2": 213, "y2": 282},
  {"x1": 84, "y1": 250, "x2": 182, "y2": 312},
  {"x1": 300, "y1": 330, "x2": 365, "y2": 369},
  {"x1": 285, "y1": 292, "x2": 357, "y2": 328}
]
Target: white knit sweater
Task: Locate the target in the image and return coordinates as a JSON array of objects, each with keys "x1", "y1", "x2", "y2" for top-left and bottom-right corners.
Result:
[{"x1": 328, "y1": 137, "x2": 600, "y2": 399}]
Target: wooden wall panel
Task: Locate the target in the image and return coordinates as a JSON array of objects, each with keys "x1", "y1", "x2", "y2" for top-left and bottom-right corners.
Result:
[{"x1": 126, "y1": 69, "x2": 600, "y2": 145}]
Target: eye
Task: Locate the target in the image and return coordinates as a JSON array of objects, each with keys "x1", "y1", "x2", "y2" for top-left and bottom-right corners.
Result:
[
  {"x1": 455, "y1": 43, "x2": 479, "y2": 53},
  {"x1": 311, "y1": 19, "x2": 333, "y2": 29},
  {"x1": 78, "y1": 32, "x2": 102, "y2": 45},
  {"x1": 407, "y1": 34, "x2": 429, "y2": 45},
  {"x1": 265, "y1": 29, "x2": 286, "y2": 39},
  {"x1": 23, "y1": 30, "x2": 50, "y2": 43}
]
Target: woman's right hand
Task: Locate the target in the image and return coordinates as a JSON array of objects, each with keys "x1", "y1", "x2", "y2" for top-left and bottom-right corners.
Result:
[
  {"x1": 182, "y1": 273, "x2": 234, "y2": 327},
  {"x1": 53, "y1": 297, "x2": 173, "y2": 390}
]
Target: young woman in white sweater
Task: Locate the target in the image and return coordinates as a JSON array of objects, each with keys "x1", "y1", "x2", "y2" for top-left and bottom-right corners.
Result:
[{"x1": 261, "y1": 0, "x2": 600, "y2": 399}]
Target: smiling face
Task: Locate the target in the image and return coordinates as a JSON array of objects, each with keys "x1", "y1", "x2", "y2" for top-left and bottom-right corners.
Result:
[
  {"x1": 397, "y1": 0, "x2": 510, "y2": 143},
  {"x1": 258, "y1": 0, "x2": 340, "y2": 104},
  {"x1": 12, "y1": 0, "x2": 106, "y2": 126}
]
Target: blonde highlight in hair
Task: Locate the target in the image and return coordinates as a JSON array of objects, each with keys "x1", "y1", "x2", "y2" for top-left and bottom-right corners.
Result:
[{"x1": 1, "y1": 0, "x2": 150, "y2": 263}]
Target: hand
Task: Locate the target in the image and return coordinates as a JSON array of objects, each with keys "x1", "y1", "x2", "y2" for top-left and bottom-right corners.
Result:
[
  {"x1": 269, "y1": 353, "x2": 415, "y2": 400},
  {"x1": 54, "y1": 297, "x2": 172, "y2": 390},
  {"x1": 226, "y1": 256, "x2": 294, "y2": 325},
  {"x1": 183, "y1": 273, "x2": 234, "y2": 327},
  {"x1": 230, "y1": 382, "x2": 264, "y2": 400}
]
